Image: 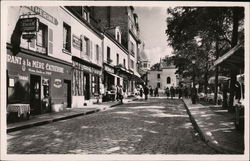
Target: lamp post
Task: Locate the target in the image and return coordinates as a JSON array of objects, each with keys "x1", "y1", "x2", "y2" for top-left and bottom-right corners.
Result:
[{"x1": 191, "y1": 57, "x2": 197, "y2": 104}]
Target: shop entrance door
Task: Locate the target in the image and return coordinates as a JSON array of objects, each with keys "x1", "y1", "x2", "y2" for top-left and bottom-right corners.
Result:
[
  {"x1": 63, "y1": 80, "x2": 71, "y2": 108},
  {"x1": 30, "y1": 75, "x2": 41, "y2": 115},
  {"x1": 84, "y1": 73, "x2": 90, "y2": 100}
]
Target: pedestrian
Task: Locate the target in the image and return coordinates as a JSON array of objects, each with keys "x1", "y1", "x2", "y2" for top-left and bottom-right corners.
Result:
[
  {"x1": 165, "y1": 87, "x2": 170, "y2": 98},
  {"x1": 118, "y1": 85, "x2": 124, "y2": 104},
  {"x1": 149, "y1": 86, "x2": 153, "y2": 97},
  {"x1": 170, "y1": 86, "x2": 175, "y2": 99},
  {"x1": 178, "y1": 85, "x2": 183, "y2": 99},
  {"x1": 116, "y1": 85, "x2": 120, "y2": 101},
  {"x1": 184, "y1": 86, "x2": 188, "y2": 98},
  {"x1": 154, "y1": 87, "x2": 159, "y2": 97},
  {"x1": 139, "y1": 86, "x2": 143, "y2": 98},
  {"x1": 144, "y1": 85, "x2": 149, "y2": 100}
]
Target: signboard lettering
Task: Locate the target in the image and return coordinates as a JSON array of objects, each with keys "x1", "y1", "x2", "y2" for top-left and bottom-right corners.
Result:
[
  {"x1": 22, "y1": 34, "x2": 36, "y2": 41},
  {"x1": 104, "y1": 65, "x2": 114, "y2": 73},
  {"x1": 20, "y1": 17, "x2": 39, "y2": 32},
  {"x1": 25, "y1": 6, "x2": 58, "y2": 25},
  {"x1": 73, "y1": 35, "x2": 81, "y2": 50},
  {"x1": 7, "y1": 54, "x2": 64, "y2": 75}
]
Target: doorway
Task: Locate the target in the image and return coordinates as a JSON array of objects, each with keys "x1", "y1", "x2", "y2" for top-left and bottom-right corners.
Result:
[
  {"x1": 30, "y1": 75, "x2": 41, "y2": 115},
  {"x1": 84, "y1": 73, "x2": 90, "y2": 100},
  {"x1": 63, "y1": 80, "x2": 71, "y2": 108}
]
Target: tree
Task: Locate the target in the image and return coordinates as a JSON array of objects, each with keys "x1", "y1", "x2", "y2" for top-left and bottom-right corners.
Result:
[{"x1": 166, "y1": 7, "x2": 244, "y2": 105}]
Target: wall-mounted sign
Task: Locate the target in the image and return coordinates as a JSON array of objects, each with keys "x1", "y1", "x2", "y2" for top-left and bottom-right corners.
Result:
[
  {"x1": 73, "y1": 61, "x2": 102, "y2": 75},
  {"x1": 104, "y1": 64, "x2": 114, "y2": 74},
  {"x1": 20, "y1": 17, "x2": 39, "y2": 32},
  {"x1": 25, "y1": 6, "x2": 58, "y2": 25},
  {"x1": 73, "y1": 35, "x2": 81, "y2": 50},
  {"x1": 22, "y1": 34, "x2": 36, "y2": 42},
  {"x1": 54, "y1": 79, "x2": 62, "y2": 88},
  {"x1": 7, "y1": 54, "x2": 64, "y2": 75}
]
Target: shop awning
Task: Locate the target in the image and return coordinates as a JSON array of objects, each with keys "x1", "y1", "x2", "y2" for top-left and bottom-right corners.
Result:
[
  {"x1": 133, "y1": 71, "x2": 144, "y2": 84},
  {"x1": 105, "y1": 71, "x2": 123, "y2": 79},
  {"x1": 214, "y1": 44, "x2": 244, "y2": 69}
]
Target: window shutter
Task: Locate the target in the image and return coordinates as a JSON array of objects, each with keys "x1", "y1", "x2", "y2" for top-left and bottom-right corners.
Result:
[
  {"x1": 83, "y1": 36, "x2": 87, "y2": 55},
  {"x1": 80, "y1": 35, "x2": 83, "y2": 58},
  {"x1": 90, "y1": 40, "x2": 93, "y2": 60},
  {"x1": 48, "y1": 28, "x2": 53, "y2": 54},
  {"x1": 99, "y1": 46, "x2": 102, "y2": 63}
]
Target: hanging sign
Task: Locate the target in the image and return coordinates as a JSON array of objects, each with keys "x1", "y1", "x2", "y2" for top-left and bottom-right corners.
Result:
[{"x1": 20, "y1": 17, "x2": 39, "y2": 32}]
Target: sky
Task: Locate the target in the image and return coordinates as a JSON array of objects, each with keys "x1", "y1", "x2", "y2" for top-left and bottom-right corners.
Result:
[{"x1": 135, "y1": 7, "x2": 173, "y2": 66}]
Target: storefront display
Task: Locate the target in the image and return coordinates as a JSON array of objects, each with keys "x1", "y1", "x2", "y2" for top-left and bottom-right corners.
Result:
[{"x1": 7, "y1": 46, "x2": 72, "y2": 115}]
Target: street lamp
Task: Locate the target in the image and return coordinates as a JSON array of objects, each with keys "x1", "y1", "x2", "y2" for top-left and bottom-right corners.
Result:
[{"x1": 191, "y1": 57, "x2": 197, "y2": 104}]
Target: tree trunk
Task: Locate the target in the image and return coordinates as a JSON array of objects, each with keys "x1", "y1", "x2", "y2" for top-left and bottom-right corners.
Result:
[
  {"x1": 214, "y1": 41, "x2": 219, "y2": 104},
  {"x1": 228, "y1": 7, "x2": 240, "y2": 112}
]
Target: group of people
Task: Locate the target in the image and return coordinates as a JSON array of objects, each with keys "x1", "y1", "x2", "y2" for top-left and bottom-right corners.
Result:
[
  {"x1": 165, "y1": 85, "x2": 192, "y2": 99},
  {"x1": 137, "y1": 85, "x2": 160, "y2": 100}
]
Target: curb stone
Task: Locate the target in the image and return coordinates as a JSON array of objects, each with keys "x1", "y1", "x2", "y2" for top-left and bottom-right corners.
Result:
[
  {"x1": 7, "y1": 101, "x2": 123, "y2": 133},
  {"x1": 182, "y1": 99, "x2": 243, "y2": 154}
]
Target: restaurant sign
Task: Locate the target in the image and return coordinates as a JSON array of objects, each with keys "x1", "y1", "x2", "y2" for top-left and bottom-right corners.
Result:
[
  {"x1": 20, "y1": 17, "x2": 39, "y2": 32},
  {"x1": 104, "y1": 64, "x2": 114, "y2": 74},
  {"x1": 73, "y1": 61, "x2": 102, "y2": 75},
  {"x1": 73, "y1": 34, "x2": 82, "y2": 50},
  {"x1": 7, "y1": 54, "x2": 64, "y2": 76}
]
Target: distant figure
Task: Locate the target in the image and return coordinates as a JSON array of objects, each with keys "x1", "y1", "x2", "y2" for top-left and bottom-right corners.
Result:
[
  {"x1": 179, "y1": 85, "x2": 183, "y2": 99},
  {"x1": 165, "y1": 87, "x2": 170, "y2": 98},
  {"x1": 117, "y1": 85, "x2": 123, "y2": 104},
  {"x1": 139, "y1": 86, "x2": 143, "y2": 98},
  {"x1": 154, "y1": 87, "x2": 159, "y2": 97},
  {"x1": 144, "y1": 86, "x2": 149, "y2": 100},
  {"x1": 184, "y1": 86, "x2": 188, "y2": 98},
  {"x1": 149, "y1": 86, "x2": 154, "y2": 97},
  {"x1": 170, "y1": 86, "x2": 175, "y2": 99}
]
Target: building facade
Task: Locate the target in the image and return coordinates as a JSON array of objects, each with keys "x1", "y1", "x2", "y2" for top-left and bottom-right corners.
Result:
[
  {"x1": 7, "y1": 6, "x2": 74, "y2": 114},
  {"x1": 90, "y1": 6, "x2": 143, "y2": 95},
  {"x1": 6, "y1": 6, "x2": 144, "y2": 118},
  {"x1": 147, "y1": 56, "x2": 179, "y2": 92}
]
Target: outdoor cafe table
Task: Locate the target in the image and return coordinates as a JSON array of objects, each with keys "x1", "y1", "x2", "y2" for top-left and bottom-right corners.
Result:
[{"x1": 7, "y1": 104, "x2": 30, "y2": 119}]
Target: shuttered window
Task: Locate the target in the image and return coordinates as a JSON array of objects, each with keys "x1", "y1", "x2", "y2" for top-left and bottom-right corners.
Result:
[{"x1": 48, "y1": 28, "x2": 53, "y2": 54}]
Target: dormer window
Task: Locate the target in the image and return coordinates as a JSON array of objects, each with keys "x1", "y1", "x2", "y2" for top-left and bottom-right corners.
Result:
[
  {"x1": 82, "y1": 7, "x2": 89, "y2": 22},
  {"x1": 115, "y1": 27, "x2": 122, "y2": 43}
]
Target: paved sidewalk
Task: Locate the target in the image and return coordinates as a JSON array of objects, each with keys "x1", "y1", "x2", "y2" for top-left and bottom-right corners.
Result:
[
  {"x1": 7, "y1": 97, "x2": 137, "y2": 133},
  {"x1": 183, "y1": 99, "x2": 244, "y2": 154}
]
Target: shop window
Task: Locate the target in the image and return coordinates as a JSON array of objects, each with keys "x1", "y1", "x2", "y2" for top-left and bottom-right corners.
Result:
[
  {"x1": 167, "y1": 77, "x2": 171, "y2": 84},
  {"x1": 157, "y1": 74, "x2": 161, "y2": 79},
  {"x1": 116, "y1": 53, "x2": 119, "y2": 65},
  {"x1": 63, "y1": 22, "x2": 71, "y2": 52},
  {"x1": 92, "y1": 75, "x2": 99, "y2": 94}
]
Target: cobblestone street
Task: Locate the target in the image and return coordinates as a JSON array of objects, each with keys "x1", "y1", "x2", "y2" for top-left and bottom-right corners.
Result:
[{"x1": 7, "y1": 98, "x2": 218, "y2": 154}]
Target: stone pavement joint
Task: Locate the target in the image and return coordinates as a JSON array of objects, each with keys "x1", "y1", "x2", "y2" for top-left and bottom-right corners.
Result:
[
  {"x1": 182, "y1": 98, "x2": 244, "y2": 154},
  {"x1": 7, "y1": 98, "x2": 137, "y2": 133}
]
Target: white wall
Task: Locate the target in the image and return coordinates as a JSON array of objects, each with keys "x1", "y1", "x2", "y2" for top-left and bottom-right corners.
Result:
[
  {"x1": 103, "y1": 35, "x2": 128, "y2": 69},
  {"x1": 128, "y1": 33, "x2": 137, "y2": 72},
  {"x1": 7, "y1": 6, "x2": 103, "y2": 66},
  {"x1": 148, "y1": 68, "x2": 178, "y2": 90}
]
